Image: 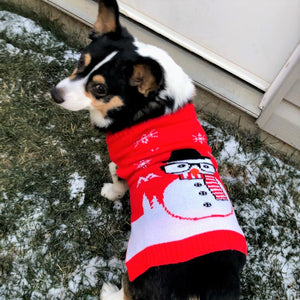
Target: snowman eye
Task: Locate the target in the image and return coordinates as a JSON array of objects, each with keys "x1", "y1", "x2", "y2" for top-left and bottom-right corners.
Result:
[
  {"x1": 200, "y1": 163, "x2": 215, "y2": 173},
  {"x1": 163, "y1": 163, "x2": 190, "y2": 173}
]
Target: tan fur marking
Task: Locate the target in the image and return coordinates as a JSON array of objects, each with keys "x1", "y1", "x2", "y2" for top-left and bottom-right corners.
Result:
[
  {"x1": 92, "y1": 75, "x2": 106, "y2": 84},
  {"x1": 84, "y1": 53, "x2": 91, "y2": 67},
  {"x1": 94, "y1": 3, "x2": 116, "y2": 34},
  {"x1": 85, "y1": 92, "x2": 124, "y2": 117},
  {"x1": 130, "y1": 64, "x2": 158, "y2": 97},
  {"x1": 122, "y1": 276, "x2": 133, "y2": 300},
  {"x1": 69, "y1": 68, "x2": 78, "y2": 80}
]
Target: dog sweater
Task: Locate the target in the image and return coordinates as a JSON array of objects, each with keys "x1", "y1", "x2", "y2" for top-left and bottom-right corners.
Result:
[{"x1": 106, "y1": 103, "x2": 247, "y2": 281}]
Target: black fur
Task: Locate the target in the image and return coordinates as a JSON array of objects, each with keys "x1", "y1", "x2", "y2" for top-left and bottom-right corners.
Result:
[
  {"x1": 93, "y1": 53, "x2": 167, "y2": 132},
  {"x1": 124, "y1": 251, "x2": 246, "y2": 300}
]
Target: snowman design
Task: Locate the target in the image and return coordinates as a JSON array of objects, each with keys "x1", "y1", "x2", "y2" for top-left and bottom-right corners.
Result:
[{"x1": 160, "y1": 149, "x2": 232, "y2": 220}]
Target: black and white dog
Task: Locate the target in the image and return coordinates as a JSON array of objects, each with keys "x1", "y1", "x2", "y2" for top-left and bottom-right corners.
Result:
[{"x1": 51, "y1": 1, "x2": 247, "y2": 299}]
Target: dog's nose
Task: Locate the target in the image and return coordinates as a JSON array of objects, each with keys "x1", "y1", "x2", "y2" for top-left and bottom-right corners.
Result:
[{"x1": 50, "y1": 88, "x2": 64, "y2": 104}]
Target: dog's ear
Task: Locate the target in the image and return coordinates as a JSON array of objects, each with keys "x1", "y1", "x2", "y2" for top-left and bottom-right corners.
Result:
[
  {"x1": 129, "y1": 59, "x2": 163, "y2": 97},
  {"x1": 91, "y1": 0, "x2": 121, "y2": 39}
]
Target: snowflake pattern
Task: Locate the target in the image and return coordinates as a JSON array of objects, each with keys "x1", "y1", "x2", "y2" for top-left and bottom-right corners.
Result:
[
  {"x1": 192, "y1": 133, "x2": 206, "y2": 144},
  {"x1": 135, "y1": 159, "x2": 152, "y2": 170},
  {"x1": 134, "y1": 130, "x2": 158, "y2": 148}
]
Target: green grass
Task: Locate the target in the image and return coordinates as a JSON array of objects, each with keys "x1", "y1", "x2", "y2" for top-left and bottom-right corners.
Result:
[
  {"x1": 0, "y1": 5, "x2": 130, "y2": 298},
  {"x1": 0, "y1": 4, "x2": 299, "y2": 299}
]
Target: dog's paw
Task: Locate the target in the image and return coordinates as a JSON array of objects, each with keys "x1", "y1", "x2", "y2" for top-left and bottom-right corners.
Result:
[
  {"x1": 101, "y1": 183, "x2": 124, "y2": 201},
  {"x1": 100, "y1": 283, "x2": 123, "y2": 300}
]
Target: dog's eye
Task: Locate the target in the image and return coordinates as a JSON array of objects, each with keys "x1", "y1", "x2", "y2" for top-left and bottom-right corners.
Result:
[{"x1": 93, "y1": 84, "x2": 107, "y2": 97}]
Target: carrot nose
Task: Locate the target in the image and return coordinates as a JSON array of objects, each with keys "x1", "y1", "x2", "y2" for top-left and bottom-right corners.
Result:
[
  {"x1": 189, "y1": 168, "x2": 200, "y2": 177},
  {"x1": 179, "y1": 167, "x2": 201, "y2": 179}
]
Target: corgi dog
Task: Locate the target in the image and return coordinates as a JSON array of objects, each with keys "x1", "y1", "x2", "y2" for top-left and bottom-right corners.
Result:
[{"x1": 51, "y1": 1, "x2": 246, "y2": 299}]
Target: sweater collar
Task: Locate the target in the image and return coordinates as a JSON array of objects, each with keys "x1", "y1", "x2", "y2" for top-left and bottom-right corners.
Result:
[{"x1": 106, "y1": 103, "x2": 196, "y2": 146}]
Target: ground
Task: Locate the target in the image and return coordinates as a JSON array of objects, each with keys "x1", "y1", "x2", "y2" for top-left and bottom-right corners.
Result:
[{"x1": 0, "y1": 4, "x2": 299, "y2": 299}]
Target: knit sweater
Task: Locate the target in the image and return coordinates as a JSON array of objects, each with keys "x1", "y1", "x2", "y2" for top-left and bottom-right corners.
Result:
[{"x1": 106, "y1": 103, "x2": 247, "y2": 281}]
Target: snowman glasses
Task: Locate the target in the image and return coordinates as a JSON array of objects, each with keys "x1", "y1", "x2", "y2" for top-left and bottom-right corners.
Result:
[{"x1": 161, "y1": 159, "x2": 215, "y2": 175}]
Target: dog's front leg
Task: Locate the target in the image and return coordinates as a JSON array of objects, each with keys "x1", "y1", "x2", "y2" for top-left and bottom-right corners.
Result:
[{"x1": 101, "y1": 162, "x2": 128, "y2": 201}]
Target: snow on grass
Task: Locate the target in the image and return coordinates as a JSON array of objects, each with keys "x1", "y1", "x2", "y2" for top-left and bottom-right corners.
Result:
[
  {"x1": 215, "y1": 132, "x2": 300, "y2": 298},
  {"x1": 0, "y1": 8, "x2": 120, "y2": 298},
  {"x1": 69, "y1": 172, "x2": 86, "y2": 207},
  {"x1": 0, "y1": 10, "x2": 44, "y2": 36},
  {"x1": 94, "y1": 154, "x2": 102, "y2": 163},
  {"x1": 0, "y1": 10, "x2": 80, "y2": 62},
  {"x1": 0, "y1": 195, "x2": 51, "y2": 298},
  {"x1": 68, "y1": 257, "x2": 117, "y2": 294}
]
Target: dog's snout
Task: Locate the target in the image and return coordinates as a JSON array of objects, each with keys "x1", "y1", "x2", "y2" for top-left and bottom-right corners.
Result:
[{"x1": 50, "y1": 88, "x2": 65, "y2": 104}]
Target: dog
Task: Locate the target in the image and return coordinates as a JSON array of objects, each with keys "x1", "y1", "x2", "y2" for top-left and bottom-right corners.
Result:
[{"x1": 51, "y1": 1, "x2": 247, "y2": 299}]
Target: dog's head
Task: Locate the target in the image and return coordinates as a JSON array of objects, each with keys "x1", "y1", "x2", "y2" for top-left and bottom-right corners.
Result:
[{"x1": 51, "y1": 0, "x2": 195, "y2": 132}]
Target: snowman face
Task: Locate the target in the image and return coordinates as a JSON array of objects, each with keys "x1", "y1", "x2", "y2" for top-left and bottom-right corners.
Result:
[
  {"x1": 160, "y1": 156, "x2": 232, "y2": 219},
  {"x1": 162, "y1": 158, "x2": 215, "y2": 175}
]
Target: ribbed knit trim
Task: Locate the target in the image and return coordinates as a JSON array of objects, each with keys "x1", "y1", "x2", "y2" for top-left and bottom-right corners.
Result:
[
  {"x1": 106, "y1": 103, "x2": 196, "y2": 144},
  {"x1": 126, "y1": 230, "x2": 247, "y2": 281}
]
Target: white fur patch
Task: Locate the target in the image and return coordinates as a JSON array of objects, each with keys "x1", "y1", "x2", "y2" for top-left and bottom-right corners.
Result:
[
  {"x1": 55, "y1": 51, "x2": 118, "y2": 112},
  {"x1": 56, "y1": 77, "x2": 91, "y2": 111},
  {"x1": 90, "y1": 51, "x2": 118, "y2": 75},
  {"x1": 134, "y1": 40, "x2": 195, "y2": 110},
  {"x1": 89, "y1": 109, "x2": 113, "y2": 128},
  {"x1": 100, "y1": 283, "x2": 123, "y2": 300}
]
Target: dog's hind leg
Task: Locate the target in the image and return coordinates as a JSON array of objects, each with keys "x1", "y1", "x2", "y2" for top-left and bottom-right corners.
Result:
[
  {"x1": 101, "y1": 283, "x2": 125, "y2": 300},
  {"x1": 101, "y1": 162, "x2": 128, "y2": 201}
]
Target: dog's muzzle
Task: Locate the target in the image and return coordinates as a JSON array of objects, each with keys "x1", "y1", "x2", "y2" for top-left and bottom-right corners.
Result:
[{"x1": 50, "y1": 88, "x2": 64, "y2": 104}]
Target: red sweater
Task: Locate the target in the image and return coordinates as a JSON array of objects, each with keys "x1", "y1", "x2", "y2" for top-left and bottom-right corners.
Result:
[{"x1": 106, "y1": 103, "x2": 247, "y2": 281}]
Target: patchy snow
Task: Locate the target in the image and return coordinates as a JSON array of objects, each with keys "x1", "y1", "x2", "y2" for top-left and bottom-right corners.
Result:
[
  {"x1": 94, "y1": 153, "x2": 102, "y2": 163},
  {"x1": 91, "y1": 137, "x2": 102, "y2": 143},
  {"x1": 0, "y1": 10, "x2": 79, "y2": 62},
  {"x1": 2, "y1": 41, "x2": 20, "y2": 54},
  {"x1": 64, "y1": 49, "x2": 80, "y2": 61},
  {"x1": 113, "y1": 200, "x2": 123, "y2": 210},
  {"x1": 69, "y1": 172, "x2": 86, "y2": 206},
  {"x1": 0, "y1": 195, "x2": 51, "y2": 298},
  {"x1": 47, "y1": 287, "x2": 67, "y2": 299},
  {"x1": 217, "y1": 134, "x2": 300, "y2": 297},
  {"x1": 68, "y1": 257, "x2": 104, "y2": 293}
]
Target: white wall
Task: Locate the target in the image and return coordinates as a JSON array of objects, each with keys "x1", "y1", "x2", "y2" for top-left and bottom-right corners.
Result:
[{"x1": 119, "y1": 0, "x2": 300, "y2": 91}]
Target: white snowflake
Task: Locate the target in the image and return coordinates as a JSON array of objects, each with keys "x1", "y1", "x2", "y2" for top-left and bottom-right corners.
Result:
[
  {"x1": 192, "y1": 133, "x2": 206, "y2": 144},
  {"x1": 135, "y1": 159, "x2": 152, "y2": 169},
  {"x1": 134, "y1": 130, "x2": 158, "y2": 148}
]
